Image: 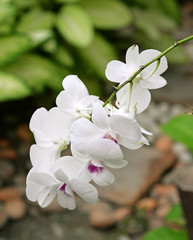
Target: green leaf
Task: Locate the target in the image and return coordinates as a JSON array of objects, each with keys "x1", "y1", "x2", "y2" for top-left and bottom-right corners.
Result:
[
  {"x1": 142, "y1": 227, "x2": 188, "y2": 240},
  {"x1": 161, "y1": 114, "x2": 193, "y2": 151},
  {"x1": 13, "y1": 0, "x2": 38, "y2": 9},
  {"x1": 26, "y1": 29, "x2": 54, "y2": 47},
  {"x1": 166, "y1": 204, "x2": 186, "y2": 225},
  {"x1": 56, "y1": 0, "x2": 80, "y2": 2},
  {"x1": 80, "y1": 0, "x2": 132, "y2": 30},
  {"x1": 0, "y1": 71, "x2": 31, "y2": 101},
  {"x1": 78, "y1": 34, "x2": 117, "y2": 79},
  {"x1": 0, "y1": 35, "x2": 32, "y2": 67},
  {"x1": 16, "y1": 8, "x2": 55, "y2": 32},
  {"x1": 56, "y1": 5, "x2": 94, "y2": 48},
  {"x1": 157, "y1": 0, "x2": 180, "y2": 23},
  {"x1": 53, "y1": 45, "x2": 75, "y2": 68},
  {"x1": 0, "y1": 4, "x2": 16, "y2": 24},
  {"x1": 3, "y1": 54, "x2": 67, "y2": 93}
]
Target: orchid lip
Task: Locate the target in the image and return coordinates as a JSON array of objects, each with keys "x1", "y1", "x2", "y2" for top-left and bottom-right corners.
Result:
[
  {"x1": 88, "y1": 164, "x2": 104, "y2": 174},
  {"x1": 103, "y1": 134, "x2": 118, "y2": 144},
  {"x1": 59, "y1": 183, "x2": 67, "y2": 193}
]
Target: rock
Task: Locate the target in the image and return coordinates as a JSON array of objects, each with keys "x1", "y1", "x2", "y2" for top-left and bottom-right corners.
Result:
[
  {"x1": 114, "y1": 207, "x2": 131, "y2": 222},
  {"x1": 155, "y1": 200, "x2": 171, "y2": 219},
  {"x1": 151, "y1": 184, "x2": 177, "y2": 198},
  {"x1": 98, "y1": 147, "x2": 176, "y2": 205},
  {"x1": 136, "y1": 198, "x2": 158, "y2": 212},
  {"x1": 0, "y1": 187, "x2": 21, "y2": 201},
  {"x1": 16, "y1": 124, "x2": 32, "y2": 142},
  {"x1": 0, "y1": 206, "x2": 8, "y2": 229},
  {"x1": 155, "y1": 135, "x2": 173, "y2": 153},
  {"x1": 0, "y1": 148, "x2": 18, "y2": 160},
  {"x1": 4, "y1": 198, "x2": 27, "y2": 220},
  {"x1": 0, "y1": 160, "x2": 14, "y2": 182},
  {"x1": 149, "y1": 217, "x2": 164, "y2": 229},
  {"x1": 88, "y1": 202, "x2": 116, "y2": 229}
]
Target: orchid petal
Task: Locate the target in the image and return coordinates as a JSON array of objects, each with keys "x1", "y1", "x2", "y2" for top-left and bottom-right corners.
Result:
[
  {"x1": 91, "y1": 168, "x2": 115, "y2": 187},
  {"x1": 92, "y1": 103, "x2": 110, "y2": 130},
  {"x1": 57, "y1": 190, "x2": 76, "y2": 210},
  {"x1": 105, "y1": 60, "x2": 130, "y2": 83},
  {"x1": 38, "y1": 186, "x2": 57, "y2": 208},
  {"x1": 56, "y1": 91, "x2": 76, "y2": 114},
  {"x1": 140, "y1": 75, "x2": 167, "y2": 89},
  {"x1": 139, "y1": 49, "x2": 168, "y2": 77},
  {"x1": 118, "y1": 136, "x2": 144, "y2": 149},
  {"x1": 70, "y1": 178, "x2": 98, "y2": 203},
  {"x1": 29, "y1": 172, "x2": 56, "y2": 186},
  {"x1": 104, "y1": 159, "x2": 128, "y2": 169},
  {"x1": 29, "y1": 107, "x2": 47, "y2": 132},
  {"x1": 126, "y1": 45, "x2": 140, "y2": 69}
]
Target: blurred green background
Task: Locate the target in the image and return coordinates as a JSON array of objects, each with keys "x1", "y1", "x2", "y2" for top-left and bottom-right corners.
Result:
[{"x1": 0, "y1": 0, "x2": 189, "y2": 102}]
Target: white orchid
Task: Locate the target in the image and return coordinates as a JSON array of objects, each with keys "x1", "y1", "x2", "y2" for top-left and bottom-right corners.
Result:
[
  {"x1": 29, "y1": 107, "x2": 72, "y2": 158},
  {"x1": 56, "y1": 75, "x2": 99, "y2": 120},
  {"x1": 70, "y1": 103, "x2": 143, "y2": 169},
  {"x1": 105, "y1": 45, "x2": 168, "y2": 113},
  {"x1": 27, "y1": 156, "x2": 98, "y2": 210}
]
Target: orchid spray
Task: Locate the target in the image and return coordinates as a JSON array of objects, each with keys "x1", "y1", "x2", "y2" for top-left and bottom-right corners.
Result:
[{"x1": 27, "y1": 36, "x2": 193, "y2": 210}]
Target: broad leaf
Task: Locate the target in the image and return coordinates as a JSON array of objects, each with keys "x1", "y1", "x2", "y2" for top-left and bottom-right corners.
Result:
[
  {"x1": 53, "y1": 45, "x2": 75, "y2": 68},
  {"x1": 80, "y1": 0, "x2": 132, "y2": 30},
  {"x1": 0, "y1": 71, "x2": 31, "y2": 101},
  {"x1": 161, "y1": 114, "x2": 193, "y2": 151},
  {"x1": 3, "y1": 54, "x2": 67, "y2": 93},
  {"x1": 56, "y1": 5, "x2": 94, "y2": 47},
  {"x1": 0, "y1": 4, "x2": 16, "y2": 24},
  {"x1": 26, "y1": 29, "x2": 53, "y2": 47},
  {"x1": 78, "y1": 34, "x2": 117, "y2": 79},
  {"x1": 166, "y1": 204, "x2": 185, "y2": 225},
  {"x1": 142, "y1": 227, "x2": 188, "y2": 240},
  {"x1": 13, "y1": 0, "x2": 38, "y2": 9},
  {"x1": 17, "y1": 8, "x2": 55, "y2": 32},
  {"x1": 0, "y1": 35, "x2": 32, "y2": 67}
]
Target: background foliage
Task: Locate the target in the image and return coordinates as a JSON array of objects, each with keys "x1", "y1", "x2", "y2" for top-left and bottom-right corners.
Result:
[{"x1": 0, "y1": 0, "x2": 189, "y2": 101}]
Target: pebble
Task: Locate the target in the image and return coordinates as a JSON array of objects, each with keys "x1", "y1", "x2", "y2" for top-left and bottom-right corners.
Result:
[
  {"x1": 154, "y1": 135, "x2": 173, "y2": 153},
  {"x1": 136, "y1": 198, "x2": 158, "y2": 212},
  {"x1": 113, "y1": 207, "x2": 131, "y2": 222},
  {"x1": 0, "y1": 187, "x2": 21, "y2": 201},
  {"x1": 149, "y1": 217, "x2": 164, "y2": 229},
  {"x1": 151, "y1": 184, "x2": 177, "y2": 198},
  {"x1": 88, "y1": 202, "x2": 116, "y2": 229},
  {"x1": 155, "y1": 201, "x2": 171, "y2": 219},
  {"x1": 16, "y1": 124, "x2": 32, "y2": 142},
  {"x1": 0, "y1": 148, "x2": 18, "y2": 160},
  {"x1": 4, "y1": 198, "x2": 27, "y2": 220},
  {"x1": 0, "y1": 161, "x2": 15, "y2": 182}
]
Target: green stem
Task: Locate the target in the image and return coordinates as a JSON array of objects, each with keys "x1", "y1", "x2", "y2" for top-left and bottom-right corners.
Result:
[{"x1": 103, "y1": 35, "x2": 193, "y2": 107}]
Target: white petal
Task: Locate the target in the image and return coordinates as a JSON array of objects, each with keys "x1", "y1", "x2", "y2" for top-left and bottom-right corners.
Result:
[
  {"x1": 130, "y1": 83, "x2": 151, "y2": 114},
  {"x1": 62, "y1": 75, "x2": 89, "y2": 99},
  {"x1": 91, "y1": 168, "x2": 115, "y2": 187},
  {"x1": 88, "y1": 138, "x2": 124, "y2": 166},
  {"x1": 104, "y1": 159, "x2": 128, "y2": 169},
  {"x1": 26, "y1": 170, "x2": 42, "y2": 201},
  {"x1": 56, "y1": 90, "x2": 76, "y2": 114},
  {"x1": 105, "y1": 60, "x2": 130, "y2": 83},
  {"x1": 116, "y1": 82, "x2": 131, "y2": 109},
  {"x1": 126, "y1": 45, "x2": 140, "y2": 69},
  {"x1": 92, "y1": 103, "x2": 110, "y2": 130},
  {"x1": 110, "y1": 115, "x2": 142, "y2": 142},
  {"x1": 53, "y1": 156, "x2": 87, "y2": 180},
  {"x1": 140, "y1": 126, "x2": 152, "y2": 136},
  {"x1": 29, "y1": 107, "x2": 47, "y2": 132},
  {"x1": 140, "y1": 75, "x2": 167, "y2": 89},
  {"x1": 38, "y1": 186, "x2": 57, "y2": 208},
  {"x1": 57, "y1": 190, "x2": 76, "y2": 210},
  {"x1": 70, "y1": 178, "x2": 98, "y2": 203},
  {"x1": 118, "y1": 136, "x2": 144, "y2": 149},
  {"x1": 29, "y1": 172, "x2": 56, "y2": 186},
  {"x1": 139, "y1": 49, "x2": 168, "y2": 77}
]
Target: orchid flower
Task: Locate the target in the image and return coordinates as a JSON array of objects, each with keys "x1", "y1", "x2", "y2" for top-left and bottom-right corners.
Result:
[
  {"x1": 105, "y1": 45, "x2": 168, "y2": 113},
  {"x1": 70, "y1": 103, "x2": 143, "y2": 169},
  {"x1": 56, "y1": 75, "x2": 99, "y2": 119},
  {"x1": 27, "y1": 156, "x2": 98, "y2": 210},
  {"x1": 29, "y1": 107, "x2": 72, "y2": 159}
]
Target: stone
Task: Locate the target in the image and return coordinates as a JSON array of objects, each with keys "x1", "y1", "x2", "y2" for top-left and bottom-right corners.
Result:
[
  {"x1": 136, "y1": 198, "x2": 158, "y2": 212},
  {"x1": 0, "y1": 148, "x2": 18, "y2": 160},
  {"x1": 0, "y1": 187, "x2": 21, "y2": 201},
  {"x1": 16, "y1": 124, "x2": 32, "y2": 142},
  {"x1": 4, "y1": 198, "x2": 27, "y2": 220},
  {"x1": 98, "y1": 147, "x2": 176, "y2": 205},
  {"x1": 155, "y1": 200, "x2": 171, "y2": 219},
  {"x1": 88, "y1": 202, "x2": 116, "y2": 229},
  {"x1": 149, "y1": 217, "x2": 164, "y2": 229},
  {"x1": 154, "y1": 135, "x2": 173, "y2": 153},
  {"x1": 0, "y1": 161, "x2": 14, "y2": 182},
  {"x1": 151, "y1": 184, "x2": 177, "y2": 198},
  {"x1": 113, "y1": 207, "x2": 131, "y2": 222}
]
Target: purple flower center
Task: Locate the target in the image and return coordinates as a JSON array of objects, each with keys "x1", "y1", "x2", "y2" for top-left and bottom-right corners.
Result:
[
  {"x1": 88, "y1": 164, "x2": 104, "y2": 174},
  {"x1": 103, "y1": 134, "x2": 118, "y2": 144},
  {"x1": 59, "y1": 183, "x2": 67, "y2": 193}
]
